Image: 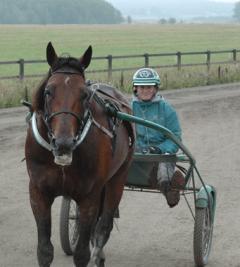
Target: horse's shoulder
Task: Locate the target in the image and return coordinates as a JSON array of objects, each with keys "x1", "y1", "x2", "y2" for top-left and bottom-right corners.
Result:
[{"x1": 88, "y1": 82, "x2": 135, "y2": 147}]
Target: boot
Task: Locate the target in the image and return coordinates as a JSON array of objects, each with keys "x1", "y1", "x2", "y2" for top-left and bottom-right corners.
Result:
[
  {"x1": 166, "y1": 170, "x2": 185, "y2": 208},
  {"x1": 166, "y1": 190, "x2": 180, "y2": 208},
  {"x1": 158, "y1": 180, "x2": 171, "y2": 195},
  {"x1": 171, "y1": 170, "x2": 185, "y2": 190}
]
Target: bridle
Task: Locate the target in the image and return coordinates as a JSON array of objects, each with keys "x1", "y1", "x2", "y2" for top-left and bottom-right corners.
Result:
[{"x1": 31, "y1": 68, "x2": 114, "y2": 152}]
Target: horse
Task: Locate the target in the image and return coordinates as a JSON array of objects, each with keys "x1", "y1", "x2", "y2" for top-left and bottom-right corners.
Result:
[{"x1": 25, "y1": 42, "x2": 134, "y2": 267}]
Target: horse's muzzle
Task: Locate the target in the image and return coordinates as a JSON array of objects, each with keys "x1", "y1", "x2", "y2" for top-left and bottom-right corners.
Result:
[
  {"x1": 52, "y1": 137, "x2": 75, "y2": 166},
  {"x1": 54, "y1": 154, "x2": 73, "y2": 166}
]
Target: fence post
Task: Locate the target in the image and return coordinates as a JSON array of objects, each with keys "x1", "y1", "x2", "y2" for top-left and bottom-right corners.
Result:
[
  {"x1": 218, "y1": 66, "x2": 222, "y2": 80},
  {"x1": 24, "y1": 86, "x2": 29, "y2": 101},
  {"x1": 120, "y1": 71, "x2": 124, "y2": 88},
  {"x1": 164, "y1": 73, "x2": 168, "y2": 89},
  {"x1": 232, "y1": 49, "x2": 237, "y2": 63},
  {"x1": 176, "y1": 52, "x2": 181, "y2": 70},
  {"x1": 144, "y1": 53, "x2": 149, "y2": 67},
  {"x1": 107, "y1": 55, "x2": 112, "y2": 81},
  {"x1": 19, "y1": 58, "x2": 25, "y2": 80},
  {"x1": 206, "y1": 50, "x2": 211, "y2": 73}
]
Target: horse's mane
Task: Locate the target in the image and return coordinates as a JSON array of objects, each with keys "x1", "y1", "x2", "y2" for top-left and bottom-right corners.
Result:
[
  {"x1": 51, "y1": 56, "x2": 84, "y2": 74},
  {"x1": 32, "y1": 56, "x2": 85, "y2": 111}
]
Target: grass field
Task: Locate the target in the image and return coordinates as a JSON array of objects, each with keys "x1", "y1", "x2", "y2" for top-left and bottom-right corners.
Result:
[
  {"x1": 1, "y1": 23, "x2": 240, "y2": 73},
  {"x1": 1, "y1": 23, "x2": 240, "y2": 107},
  {"x1": 1, "y1": 24, "x2": 240, "y2": 59}
]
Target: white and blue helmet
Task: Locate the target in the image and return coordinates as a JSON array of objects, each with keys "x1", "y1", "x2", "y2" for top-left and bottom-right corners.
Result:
[{"x1": 132, "y1": 68, "x2": 161, "y2": 86}]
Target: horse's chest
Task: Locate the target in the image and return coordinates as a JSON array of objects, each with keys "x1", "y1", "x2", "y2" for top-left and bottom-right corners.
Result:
[
  {"x1": 60, "y1": 172, "x2": 95, "y2": 197},
  {"x1": 29, "y1": 164, "x2": 92, "y2": 198}
]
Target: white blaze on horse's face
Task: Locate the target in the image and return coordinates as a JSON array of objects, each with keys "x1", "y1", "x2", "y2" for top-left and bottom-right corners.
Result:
[{"x1": 64, "y1": 76, "x2": 70, "y2": 86}]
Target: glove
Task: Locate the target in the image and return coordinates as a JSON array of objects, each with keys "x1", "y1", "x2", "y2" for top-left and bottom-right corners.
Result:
[
  {"x1": 141, "y1": 147, "x2": 162, "y2": 154},
  {"x1": 141, "y1": 147, "x2": 149, "y2": 154},
  {"x1": 149, "y1": 146, "x2": 162, "y2": 154}
]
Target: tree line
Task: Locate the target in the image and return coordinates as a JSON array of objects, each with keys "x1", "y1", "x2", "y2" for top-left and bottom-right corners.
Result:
[{"x1": 0, "y1": 0, "x2": 123, "y2": 24}]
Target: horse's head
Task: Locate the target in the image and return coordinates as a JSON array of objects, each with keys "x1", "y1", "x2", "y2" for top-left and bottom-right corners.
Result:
[{"x1": 37, "y1": 42, "x2": 92, "y2": 166}]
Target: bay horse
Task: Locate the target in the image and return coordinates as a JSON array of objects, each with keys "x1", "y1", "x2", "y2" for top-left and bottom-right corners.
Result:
[{"x1": 25, "y1": 42, "x2": 134, "y2": 267}]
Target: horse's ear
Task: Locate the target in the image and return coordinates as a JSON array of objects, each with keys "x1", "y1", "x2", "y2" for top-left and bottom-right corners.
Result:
[
  {"x1": 46, "y1": 42, "x2": 58, "y2": 67},
  {"x1": 79, "y1": 45, "x2": 92, "y2": 70}
]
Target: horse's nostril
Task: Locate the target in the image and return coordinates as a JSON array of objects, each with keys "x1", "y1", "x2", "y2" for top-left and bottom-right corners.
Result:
[
  {"x1": 51, "y1": 137, "x2": 56, "y2": 146},
  {"x1": 54, "y1": 137, "x2": 75, "y2": 155},
  {"x1": 73, "y1": 136, "x2": 78, "y2": 143}
]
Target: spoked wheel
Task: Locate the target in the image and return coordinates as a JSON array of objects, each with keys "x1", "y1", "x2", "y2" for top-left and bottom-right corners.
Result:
[
  {"x1": 193, "y1": 206, "x2": 213, "y2": 267},
  {"x1": 60, "y1": 197, "x2": 80, "y2": 255}
]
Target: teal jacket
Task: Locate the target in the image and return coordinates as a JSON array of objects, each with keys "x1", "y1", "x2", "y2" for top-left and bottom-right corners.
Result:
[{"x1": 132, "y1": 93, "x2": 181, "y2": 154}]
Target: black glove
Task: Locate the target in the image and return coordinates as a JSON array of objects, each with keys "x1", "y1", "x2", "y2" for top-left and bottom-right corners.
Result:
[{"x1": 149, "y1": 146, "x2": 162, "y2": 154}]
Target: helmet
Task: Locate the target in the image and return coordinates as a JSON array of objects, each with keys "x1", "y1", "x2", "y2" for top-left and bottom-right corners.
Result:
[{"x1": 132, "y1": 68, "x2": 161, "y2": 86}]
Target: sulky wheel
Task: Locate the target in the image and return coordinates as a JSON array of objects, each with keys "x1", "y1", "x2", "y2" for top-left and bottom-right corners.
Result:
[
  {"x1": 60, "y1": 197, "x2": 80, "y2": 255},
  {"x1": 193, "y1": 205, "x2": 213, "y2": 267}
]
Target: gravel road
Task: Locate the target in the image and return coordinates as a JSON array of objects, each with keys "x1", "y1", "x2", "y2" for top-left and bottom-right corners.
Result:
[{"x1": 1, "y1": 82, "x2": 240, "y2": 267}]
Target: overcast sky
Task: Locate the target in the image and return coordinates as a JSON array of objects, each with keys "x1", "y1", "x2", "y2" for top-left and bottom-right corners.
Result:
[
  {"x1": 106, "y1": 0, "x2": 236, "y2": 19},
  {"x1": 105, "y1": 0, "x2": 238, "y2": 6},
  {"x1": 213, "y1": 0, "x2": 237, "y2": 2},
  {"x1": 106, "y1": 0, "x2": 238, "y2": 3}
]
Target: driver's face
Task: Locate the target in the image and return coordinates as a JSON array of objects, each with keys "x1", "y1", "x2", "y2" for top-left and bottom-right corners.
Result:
[{"x1": 135, "y1": 85, "x2": 156, "y2": 101}]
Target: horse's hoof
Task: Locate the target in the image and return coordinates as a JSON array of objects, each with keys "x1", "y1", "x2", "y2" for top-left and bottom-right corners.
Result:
[
  {"x1": 87, "y1": 257, "x2": 105, "y2": 267},
  {"x1": 99, "y1": 258, "x2": 105, "y2": 267}
]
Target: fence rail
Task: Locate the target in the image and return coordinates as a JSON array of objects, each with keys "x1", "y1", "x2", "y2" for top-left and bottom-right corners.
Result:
[{"x1": 0, "y1": 49, "x2": 240, "y2": 81}]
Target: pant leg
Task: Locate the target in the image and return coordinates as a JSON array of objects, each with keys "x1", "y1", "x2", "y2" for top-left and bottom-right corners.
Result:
[{"x1": 157, "y1": 162, "x2": 175, "y2": 183}]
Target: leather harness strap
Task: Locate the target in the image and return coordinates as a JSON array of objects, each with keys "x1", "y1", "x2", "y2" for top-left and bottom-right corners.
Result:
[{"x1": 91, "y1": 117, "x2": 114, "y2": 139}]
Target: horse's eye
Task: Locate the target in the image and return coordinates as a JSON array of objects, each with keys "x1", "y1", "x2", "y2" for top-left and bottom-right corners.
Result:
[
  {"x1": 44, "y1": 88, "x2": 51, "y2": 97},
  {"x1": 81, "y1": 91, "x2": 89, "y2": 100}
]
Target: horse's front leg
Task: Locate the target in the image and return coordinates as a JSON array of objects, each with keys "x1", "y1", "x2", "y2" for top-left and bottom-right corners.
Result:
[
  {"x1": 29, "y1": 182, "x2": 54, "y2": 267},
  {"x1": 73, "y1": 200, "x2": 99, "y2": 267},
  {"x1": 89, "y1": 165, "x2": 130, "y2": 267},
  {"x1": 88, "y1": 210, "x2": 112, "y2": 267}
]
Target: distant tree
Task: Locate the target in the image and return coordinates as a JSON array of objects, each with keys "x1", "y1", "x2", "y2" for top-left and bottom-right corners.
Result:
[
  {"x1": 0, "y1": 0, "x2": 124, "y2": 24},
  {"x1": 127, "y1": 15, "x2": 132, "y2": 24},
  {"x1": 168, "y1": 17, "x2": 177, "y2": 24},
  {"x1": 233, "y1": 1, "x2": 240, "y2": 21},
  {"x1": 158, "y1": 18, "x2": 167, "y2": 24}
]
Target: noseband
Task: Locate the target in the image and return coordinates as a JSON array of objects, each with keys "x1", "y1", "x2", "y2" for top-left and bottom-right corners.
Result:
[{"x1": 44, "y1": 108, "x2": 91, "y2": 149}]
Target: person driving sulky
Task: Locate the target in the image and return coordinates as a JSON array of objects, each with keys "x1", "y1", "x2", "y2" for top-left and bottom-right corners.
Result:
[{"x1": 131, "y1": 68, "x2": 185, "y2": 208}]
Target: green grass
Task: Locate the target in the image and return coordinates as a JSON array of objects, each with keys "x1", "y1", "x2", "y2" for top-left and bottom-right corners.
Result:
[
  {"x1": 1, "y1": 63, "x2": 240, "y2": 108},
  {"x1": 1, "y1": 24, "x2": 240, "y2": 71},
  {"x1": 1, "y1": 23, "x2": 240, "y2": 107}
]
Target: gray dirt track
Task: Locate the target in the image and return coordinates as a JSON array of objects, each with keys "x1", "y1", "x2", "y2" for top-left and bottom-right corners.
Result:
[{"x1": 1, "y1": 83, "x2": 240, "y2": 267}]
